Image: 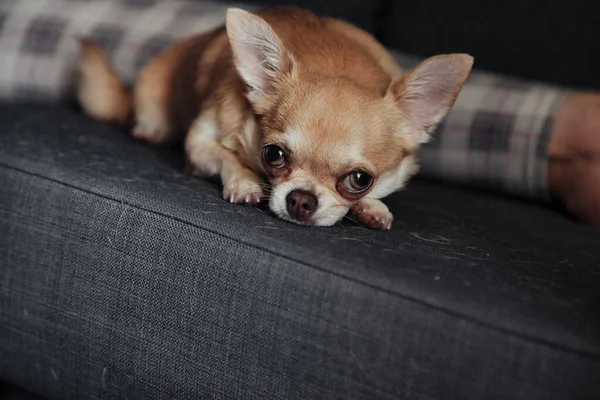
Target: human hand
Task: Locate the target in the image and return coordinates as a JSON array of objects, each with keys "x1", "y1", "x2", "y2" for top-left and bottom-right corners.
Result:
[{"x1": 549, "y1": 93, "x2": 600, "y2": 225}]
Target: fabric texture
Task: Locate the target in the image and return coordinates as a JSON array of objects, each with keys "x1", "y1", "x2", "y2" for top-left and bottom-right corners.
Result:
[
  {"x1": 0, "y1": 0, "x2": 568, "y2": 201},
  {"x1": 415, "y1": 71, "x2": 566, "y2": 201},
  {"x1": 231, "y1": 0, "x2": 385, "y2": 32},
  {"x1": 376, "y1": 0, "x2": 600, "y2": 89},
  {"x1": 1, "y1": 382, "x2": 47, "y2": 400},
  {"x1": 1, "y1": 103, "x2": 600, "y2": 399},
  {"x1": 0, "y1": 0, "x2": 257, "y2": 100}
]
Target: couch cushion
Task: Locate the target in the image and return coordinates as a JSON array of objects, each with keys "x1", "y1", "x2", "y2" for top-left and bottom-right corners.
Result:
[
  {"x1": 1, "y1": 382, "x2": 49, "y2": 400},
  {"x1": 376, "y1": 0, "x2": 600, "y2": 89},
  {"x1": 1, "y1": 103, "x2": 599, "y2": 399},
  {"x1": 226, "y1": 0, "x2": 384, "y2": 32}
]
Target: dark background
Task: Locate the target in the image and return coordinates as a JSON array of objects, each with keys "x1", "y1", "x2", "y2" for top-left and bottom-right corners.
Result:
[{"x1": 230, "y1": 0, "x2": 600, "y2": 89}]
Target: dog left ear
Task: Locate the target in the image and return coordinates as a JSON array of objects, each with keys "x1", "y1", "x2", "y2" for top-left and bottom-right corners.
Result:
[
  {"x1": 226, "y1": 8, "x2": 296, "y2": 105},
  {"x1": 389, "y1": 54, "x2": 473, "y2": 142}
]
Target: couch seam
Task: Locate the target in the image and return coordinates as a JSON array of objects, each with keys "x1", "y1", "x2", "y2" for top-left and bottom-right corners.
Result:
[{"x1": 1, "y1": 161, "x2": 599, "y2": 362}]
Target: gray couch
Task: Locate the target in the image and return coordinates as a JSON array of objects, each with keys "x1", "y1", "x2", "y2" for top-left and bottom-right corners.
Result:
[
  {"x1": 1, "y1": 102, "x2": 599, "y2": 399},
  {"x1": 1, "y1": 0, "x2": 600, "y2": 399}
]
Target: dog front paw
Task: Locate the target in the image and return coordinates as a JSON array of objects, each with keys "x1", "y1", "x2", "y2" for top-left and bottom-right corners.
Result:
[
  {"x1": 223, "y1": 173, "x2": 264, "y2": 205},
  {"x1": 351, "y1": 198, "x2": 393, "y2": 230},
  {"x1": 132, "y1": 123, "x2": 171, "y2": 144}
]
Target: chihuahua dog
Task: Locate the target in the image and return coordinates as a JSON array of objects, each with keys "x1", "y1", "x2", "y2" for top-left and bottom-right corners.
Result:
[{"x1": 77, "y1": 6, "x2": 472, "y2": 229}]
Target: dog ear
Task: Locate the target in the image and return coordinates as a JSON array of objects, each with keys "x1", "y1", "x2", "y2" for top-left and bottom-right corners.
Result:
[
  {"x1": 389, "y1": 54, "x2": 473, "y2": 142},
  {"x1": 226, "y1": 8, "x2": 296, "y2": 104}
]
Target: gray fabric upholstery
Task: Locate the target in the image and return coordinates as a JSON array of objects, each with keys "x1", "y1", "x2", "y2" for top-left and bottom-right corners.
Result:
[
  {"x1": 1, "y1": 104, "x2": 599, "y2": 399},
  {"x1": 1, "y1": 382, "x2": 47, "y2": 400}
]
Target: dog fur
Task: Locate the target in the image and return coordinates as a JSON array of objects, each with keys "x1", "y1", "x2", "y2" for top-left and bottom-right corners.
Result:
[{"x1": 77, "y1": 6, "x2": 472, "y2": 229}]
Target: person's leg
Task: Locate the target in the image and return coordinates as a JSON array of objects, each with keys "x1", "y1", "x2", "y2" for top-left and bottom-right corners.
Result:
[
  {"x1": 409, "y1": 60, "x2": 600, "y2": 225},
  {"x1": 416, "y1": 70, "x2": 565, "y2": 199}
]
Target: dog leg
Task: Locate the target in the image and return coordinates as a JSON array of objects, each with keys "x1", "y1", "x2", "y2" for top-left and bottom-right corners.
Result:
[{"x1": 185, "y1": 113, "x2": 263, "y2": 205}]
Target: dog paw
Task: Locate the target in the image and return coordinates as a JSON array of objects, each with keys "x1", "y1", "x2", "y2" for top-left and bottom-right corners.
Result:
[
  {"x1": 351, "y1": 198, "x2": 393, "y2": 230},
  {"x1": 132, "y1": 123, "x2": 169, "y2": 144},
  {"x1": 223, "y1": 174, "x2": 264, "y2": 205}
]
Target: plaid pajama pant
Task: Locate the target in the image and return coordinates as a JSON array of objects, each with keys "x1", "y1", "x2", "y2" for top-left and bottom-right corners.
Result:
[{"x1": 0, "y1": 0, "x2": 568, "y2": 201}]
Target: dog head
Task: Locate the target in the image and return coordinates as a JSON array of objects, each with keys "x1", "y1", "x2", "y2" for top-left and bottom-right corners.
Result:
[{"x1": 226, "y1": 8, "x2": 472, "y2": 226}]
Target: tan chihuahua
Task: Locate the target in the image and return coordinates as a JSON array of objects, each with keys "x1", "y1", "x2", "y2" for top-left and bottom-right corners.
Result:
[{"x1": 78, "y1": 7, "x2": 472, "y2": 229}]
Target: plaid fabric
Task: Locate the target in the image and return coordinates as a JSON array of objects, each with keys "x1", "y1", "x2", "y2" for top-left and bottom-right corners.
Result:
[
  {"x1": 0, "y1": 0, "x2": 568, "y2": 201},
  {"x1": 414, "y1": 66, "x2": 567, "y2": 201},
  {"x1": 0, "y1": 0, "x2": 256, "y2": 100}
]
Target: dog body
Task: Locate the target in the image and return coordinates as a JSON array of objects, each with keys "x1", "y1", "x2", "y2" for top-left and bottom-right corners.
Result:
[{"x1": 78, "y1": 7, "x2": 472, "y2": 229}]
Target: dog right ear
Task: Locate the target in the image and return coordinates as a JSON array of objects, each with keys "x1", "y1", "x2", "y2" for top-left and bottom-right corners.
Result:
[{"x1": 226, "y1": 8, "x2": 296, "y2": 105}]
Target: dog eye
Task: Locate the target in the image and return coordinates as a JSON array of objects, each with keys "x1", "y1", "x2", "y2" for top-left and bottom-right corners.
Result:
[
  {"x1": 343, "y1": 170, "x2": 373, "y2": 193},
  {"x1": 263, "y1": 144, "x2": 286, "y2": 168}
]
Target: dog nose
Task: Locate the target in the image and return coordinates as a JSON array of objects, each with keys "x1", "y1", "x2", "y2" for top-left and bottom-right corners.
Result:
[{"x1": 286, "y1": 190, "x2": 318, "y2": 221}]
